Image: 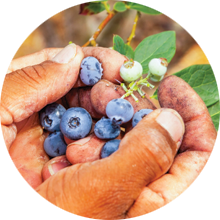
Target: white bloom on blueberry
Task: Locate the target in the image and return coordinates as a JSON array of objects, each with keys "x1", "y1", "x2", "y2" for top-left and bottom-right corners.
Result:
[{"x1": 120, "y1": 59, "x2": 143, "y2": 82}]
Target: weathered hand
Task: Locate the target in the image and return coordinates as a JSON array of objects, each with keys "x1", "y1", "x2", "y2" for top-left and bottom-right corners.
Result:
[
  {"x1": 2, "y1": 43, "x2": 125, "y2": 189},
  {"x1": 1, "y1": 44, "x2": 217, "y2": 219}
]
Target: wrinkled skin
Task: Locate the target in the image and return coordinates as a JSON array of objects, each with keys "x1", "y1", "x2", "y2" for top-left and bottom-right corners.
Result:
[{"x1": 1, "y1": 44, "x2": 217, "y2": 219}]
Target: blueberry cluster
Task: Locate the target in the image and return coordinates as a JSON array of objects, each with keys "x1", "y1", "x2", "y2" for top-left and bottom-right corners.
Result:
[
  {"x1": 39, "y1": 56, "x2": 154, "y2": 160},
  {"x1": 40, "y1": 102, "x2": 153, "y2": 159},
  {"x1": 40, "y1": 104, "x2": 92, "y2": 158}
]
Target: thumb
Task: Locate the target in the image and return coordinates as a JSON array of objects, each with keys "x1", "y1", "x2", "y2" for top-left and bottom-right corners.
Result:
[
  {"x1": 36, "y1": 108, "x2": 185, "y2": 219},
  {"x1": 1, "y1": 43, "x2": 84, "y2": 122}
]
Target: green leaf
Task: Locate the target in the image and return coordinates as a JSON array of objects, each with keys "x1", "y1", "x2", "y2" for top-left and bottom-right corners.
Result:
[
  {"x1": 208, "y1": 101, "x2": 220, "y2": 130},
  {"x1": 174, "y1": 64, "x2": 219, "y2": 107},
  {"x1": 151, "y1": 89, "x2": 158, "y2": 100},
  {"x1": 134, "y1": 31, "x2": 176, "y2": 73},
  {"x1": 114, "y1": 2, "x2": 127, "y2": 12},
  {"x1": 79, "y1": 2, "x2": 106, "y2": 15},
  {"x1": 113, "y1": 35, "x2": 134, "y2": 59},
  {"x1": 130, "y1": 1, "x2": 167, "y2": 15},
  {"x1": 126, "y1": 0, "x2": 138, "y2": 6}
]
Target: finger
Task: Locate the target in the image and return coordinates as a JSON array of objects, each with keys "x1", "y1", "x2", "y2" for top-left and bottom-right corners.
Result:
[
  {"x1": 126, "y1": 75, "x2": 217, "y2": 217},
  {"x1": 65, "y1": 129, "x2": 123, "y2": 163},
  {"x1": 78, "y1": 87, "x2": 103, "y2": 119},
  {"x1": 158, "y1": 76, "x2": 220, "y2": 218},
  {"x1": 66, "y1": 133, "x2": 106, "y2": 164},
  {"x1": 73, "y1": 47, "x2": 127, "y2": 87},
  {"x1": 1, "y1": 43, "x2": 84, "y2": 123},
  {"x1": 9, "y1": 113, "x2": 49, "y2": 189},
  {"x1": 7, "y1": 48, "x2": 62, "y2": 73},
  {"x1": 65, "y1": 87, "x2": 80, "y2": 108},
  {"x1": 66, "y1": 87, "x2": 104, "y2": 119},
  {"x1": 36, "y1": 108, "x2": 184, "y2": 219},
  {"x1": 42, "y1": 155, "x2": 71, "y2": 181}
]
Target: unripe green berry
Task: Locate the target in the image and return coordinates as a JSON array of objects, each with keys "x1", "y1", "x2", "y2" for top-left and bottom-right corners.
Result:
[
  {"x1": 120, "y1": 59, "x2": 143, "y2": 82},
  {"x1": 148, "y1": 58, "x2": 168, "y2": 77}
]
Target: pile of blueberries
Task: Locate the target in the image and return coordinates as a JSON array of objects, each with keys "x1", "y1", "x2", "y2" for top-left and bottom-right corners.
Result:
[{"x1": 40, "y1": 56, "x2": 153, "y2": 160}]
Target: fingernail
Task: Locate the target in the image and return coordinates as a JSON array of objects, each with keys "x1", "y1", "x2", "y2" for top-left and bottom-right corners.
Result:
[
  {"x1": 51, "y1": 43, "x2": 76, "y2": 63},
  {"x1": 156, "y1": 109, "x2": 185, "y2": 143},
  {"x1": 48, "y1": 159, "x2": 71, "y2": 176}
]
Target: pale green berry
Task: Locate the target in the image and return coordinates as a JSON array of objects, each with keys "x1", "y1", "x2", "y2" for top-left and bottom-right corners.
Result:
[
  {"x1": 120, "y1": 59, "x2": 143, "y2": 82},
  {"x1": 148, "y1": 58, "x2": 168, "y2": 77}
]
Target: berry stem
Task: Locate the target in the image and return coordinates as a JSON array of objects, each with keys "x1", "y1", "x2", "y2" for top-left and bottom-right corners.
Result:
[
  {"x1": 121, "y1": 83, "x2": 128, "y2": 92},
  {"x1": 137, "y1": 87, "x2": 145, "y2": 98},
  {"x1": 102, "y1": 1, "x2": 111, "y2": 14},
  {"x1": 121, "y1": 83, "x2": 139, "y2": 102},
  {"x1": 82, "y1": 11, "x2": 116, "y2": 47},
  {"x1": 126, "y1": 11, "x2": 140, "y2": 46}
]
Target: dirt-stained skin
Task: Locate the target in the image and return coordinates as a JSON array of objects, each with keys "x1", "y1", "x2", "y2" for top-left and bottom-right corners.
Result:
[
  {"x1": 78, "y1": 87, "x2": 103, "y2": 119},
  {"x1": 3, "y1": 44, "x2": 218, "y2": 219},
  {"x1": 158, "y1": 75, "x2": 216, "y2": 152}
]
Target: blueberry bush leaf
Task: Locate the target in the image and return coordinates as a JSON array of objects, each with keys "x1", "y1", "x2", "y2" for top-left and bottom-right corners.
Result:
[
  {"x1": 113, "y1": 35, "x2": 134, "y2": 59},
  {"x1": 208, "y1": 101, "x2": 220, "y2": 130},
  {"x1": 134, "y1": 31, "x2": 176, "y2": 73},
  {"x1": 114, "y1": 2, "x2": 127, "y2": 12},
  {"x1": 129, "y1": 1, "x2": 167, "y2": 15},
  {"x1": 80, "y1": 2, "x2": 107, "y2": 15},
  {"x1": 126, "y1": 0, "x2": 138, "y2": 6},
  {"x1": 174, "y1": 64, "x2": 219, "y2": 107}
]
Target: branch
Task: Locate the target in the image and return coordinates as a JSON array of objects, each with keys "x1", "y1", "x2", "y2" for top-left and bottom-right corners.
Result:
[
  {"x1": 82, "y1": 11, "x2": 116, "y2": 47},
  {"x1": 126, "y1": 11, "x2": 140, "y2": 45}
]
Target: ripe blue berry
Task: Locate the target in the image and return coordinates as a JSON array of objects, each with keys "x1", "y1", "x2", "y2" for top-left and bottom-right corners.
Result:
[
  {"x1": 101, "y1": 139, "x2": 121, "y2": 158},
  {"x1": 148, "y1": 58, "x2": 168, "y2": 82},
  {"x1": 80, "y1": 56, "x2": 103, "y2": 86},
  {"x1": 60, "y1": 107, "x2": 92, "y2": 140},
  {"x1": 106, "y1": 98, "x2": 134, "y2": 125},
  {"x1": 44, "y1": 131, "x2": 67, "y2": 158},
  {"x1": 40, "y1": 103, "x2": 66, "y2": 132},
  {"x1": 132, "y1": 109, "x2": 153, "y2": 127},
  {"x1": 94, "y1": 117, "x2": 121, "y2": 140},
  {"x1": 120, "y1": 59, "x2": 143, "y2": 82}
]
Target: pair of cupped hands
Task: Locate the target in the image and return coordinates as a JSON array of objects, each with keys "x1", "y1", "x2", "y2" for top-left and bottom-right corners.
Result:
[{"x1": 1, "y1": 43, "x2": 217, "y2": 219}]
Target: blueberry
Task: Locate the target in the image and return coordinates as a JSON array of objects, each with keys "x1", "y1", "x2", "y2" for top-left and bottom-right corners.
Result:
[
  {"x1": 132, "y1": 109, "x2": 153, "y2": 127},
  {"x1": 80, "y1": 56, "x2": 103, "y2": 86},
  {"x1": 106, "y1": 98, "x2": 134, "y2": 125},
  {"x1": 94, "y1": 117, "x2": 121, "y2": 139},
  {"x1": 40, "y1": 103, "x2": 66, "y2": 132},
  {"x1": 44, "y1": 131, "x2": 67, "y2": 158},
  {"x1": 60, "y1": 107, "x2": 92, "y2": 140},
  {"x1": 101, "y1": 139, "x2": 121, "y2": 158}
]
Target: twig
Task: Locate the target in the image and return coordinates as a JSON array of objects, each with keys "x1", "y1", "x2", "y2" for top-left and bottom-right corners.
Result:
[
  {"x1": 82, "y1": 11, "x2": 116, "y2": 47},
  {"x1": 126, "y1": 11, "x2": 140, "y2": 45}
]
